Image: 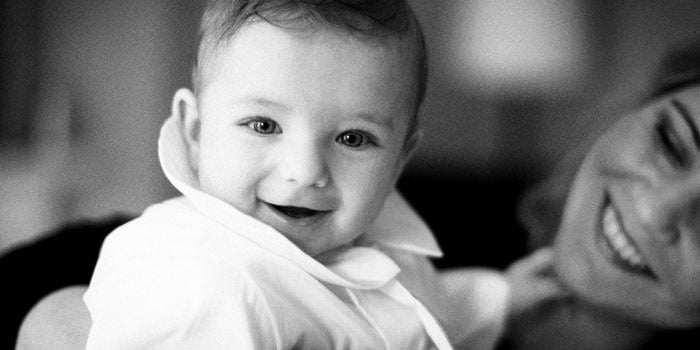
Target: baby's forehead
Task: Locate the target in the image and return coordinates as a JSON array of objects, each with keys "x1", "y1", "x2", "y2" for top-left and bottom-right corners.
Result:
[
  {"x1": 197, "y1": 22, "x2": 418, "y2": 131},
  {"x1": 197, "y1": 19, "x2": 422, "y2": 90}
]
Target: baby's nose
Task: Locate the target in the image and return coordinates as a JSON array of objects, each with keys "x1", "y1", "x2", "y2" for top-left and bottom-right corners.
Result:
[{"x1": 280, "y1": 141, "x2": 330, "y2": 188}]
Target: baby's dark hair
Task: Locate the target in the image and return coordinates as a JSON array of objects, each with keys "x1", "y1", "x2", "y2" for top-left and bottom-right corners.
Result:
[{"x1": 193, "y1": 0, "x2": 428, "y2": 134}]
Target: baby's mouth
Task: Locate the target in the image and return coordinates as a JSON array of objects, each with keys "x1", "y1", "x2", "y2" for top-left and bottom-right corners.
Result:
[
  {"x1": 595, "y1": 194, "x2": 657, "y2": 280},
  {"x1": 267, "y1": 203, "x2": 328, "y2": 219}
]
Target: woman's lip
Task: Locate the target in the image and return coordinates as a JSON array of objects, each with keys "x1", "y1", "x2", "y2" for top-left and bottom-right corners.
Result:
[{"x1": 595, "y1": 192, "x2": 657, "y2": 280}]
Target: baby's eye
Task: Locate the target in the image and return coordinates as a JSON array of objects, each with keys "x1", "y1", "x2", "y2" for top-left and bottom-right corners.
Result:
[
  {"x1": 336, "y1": 130, "x2": 378, "y2": 149},
  {"x1": 242, "y1": 118, "x2": 281, "y2": 135}
]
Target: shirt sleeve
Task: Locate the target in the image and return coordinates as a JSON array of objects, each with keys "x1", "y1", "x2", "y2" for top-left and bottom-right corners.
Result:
[
  {"x1": 387, "y1": 250, "x2": 458, "y2": 345},
  {"x1": 84, "y1": 231, "x2": 280, "y2": 349},
  {"x1": 439, "y1": 268, "x2": 510, "y2": 350}
]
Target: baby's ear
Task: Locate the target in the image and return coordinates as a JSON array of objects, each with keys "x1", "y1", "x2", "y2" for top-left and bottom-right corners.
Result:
[
  {"x1": 402, "y1": 128, "x2": 422, "y2": 159},
  {"x1": 398, "y1": 127, "x2": 422, "y2": 172},
  {"x1": 171, "y1": 88, "x2": 200, "y2": 171}
]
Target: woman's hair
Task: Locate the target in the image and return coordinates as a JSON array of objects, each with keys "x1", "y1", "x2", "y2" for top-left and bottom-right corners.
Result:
[
  {"x1": 516, "y1": 142, "x2": 588, "y2": 249},
  {"x1": 518, "y1": 37, "x2": 700, "y2": 249},
  {"x1": 649, "y1": 38, "x2": 700, "y2": 100}
]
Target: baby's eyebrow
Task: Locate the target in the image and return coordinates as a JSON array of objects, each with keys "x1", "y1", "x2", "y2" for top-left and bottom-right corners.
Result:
[
  {"x1": 234, "y1": 96, "x2": 290, "y2": 111},
  {"x1": 354, "y1": 112, "x2": 395, "y2": 131}
]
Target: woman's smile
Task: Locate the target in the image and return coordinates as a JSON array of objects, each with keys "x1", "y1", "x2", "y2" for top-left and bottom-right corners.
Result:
[{"x1": 595, "y1": 192, "x2": 656, "y2": 279}]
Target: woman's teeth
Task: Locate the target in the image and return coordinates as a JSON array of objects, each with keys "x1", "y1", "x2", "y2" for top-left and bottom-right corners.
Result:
[{"x1": 600, "y1": 203, "x2": 654, "y2": 277}]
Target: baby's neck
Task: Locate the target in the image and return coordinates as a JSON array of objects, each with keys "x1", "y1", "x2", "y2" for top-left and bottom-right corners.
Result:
[{"x1": 507, "y1": 297, "x2": 658, "y2": 350}]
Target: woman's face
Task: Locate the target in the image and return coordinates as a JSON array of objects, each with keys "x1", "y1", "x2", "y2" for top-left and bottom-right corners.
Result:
[{"x1": 555, "y1": 85, "x2": 700, "y2": 328}]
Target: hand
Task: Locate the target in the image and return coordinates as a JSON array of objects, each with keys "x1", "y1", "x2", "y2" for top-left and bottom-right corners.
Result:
[{"x1": 505, "y1": 247, "x2": 568, "y2": 318}]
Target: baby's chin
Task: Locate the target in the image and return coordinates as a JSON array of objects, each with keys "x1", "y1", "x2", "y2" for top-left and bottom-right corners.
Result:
[
  {"x1": 290, "y1": 230, "x2": 364, "y2": 258},
  {"x1": 252, "y1": 202, "x2": 372, "y2": 257}
]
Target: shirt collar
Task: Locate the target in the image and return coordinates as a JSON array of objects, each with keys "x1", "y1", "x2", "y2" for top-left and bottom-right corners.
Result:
[{"x1": 157, "y1": 113, "x2": 442, "y2": 287}]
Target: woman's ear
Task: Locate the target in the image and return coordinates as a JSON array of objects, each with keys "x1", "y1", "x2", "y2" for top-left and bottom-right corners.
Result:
[{"x1": 172, "y1": 88, "x2": 200, "y2": 171}]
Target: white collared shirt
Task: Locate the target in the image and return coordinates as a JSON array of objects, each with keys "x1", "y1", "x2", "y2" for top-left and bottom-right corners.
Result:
[{"x1": 84, "y1": 114, "x2": 460, "y2": 349}]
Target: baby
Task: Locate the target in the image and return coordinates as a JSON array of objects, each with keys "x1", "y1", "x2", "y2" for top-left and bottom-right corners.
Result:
[{"x1": 84, "y1": 1, "x2": 563, "y2": 349}]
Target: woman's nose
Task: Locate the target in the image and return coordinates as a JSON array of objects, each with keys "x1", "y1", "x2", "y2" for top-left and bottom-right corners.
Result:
[
  {"x1": 635, "y1": 175, "x2": 700, "y2": 244},
  {"x1": 279, "y1": 140, "x2": 330, "y2": 188}
]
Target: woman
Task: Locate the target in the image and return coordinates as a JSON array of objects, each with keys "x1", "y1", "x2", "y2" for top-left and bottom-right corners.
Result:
[{"x1": 508, "y1": 39, "x2": 700, "y2": 349}]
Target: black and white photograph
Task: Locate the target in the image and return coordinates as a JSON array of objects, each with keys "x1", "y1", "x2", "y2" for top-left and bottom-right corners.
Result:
[{"x1": 2, "y1": 1, "x2": 700, "y2": 349}]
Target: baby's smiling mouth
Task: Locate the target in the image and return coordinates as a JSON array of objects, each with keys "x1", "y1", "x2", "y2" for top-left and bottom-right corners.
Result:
[{"x1": 267, "y1": 203, "x2": 329, "y2": 219}]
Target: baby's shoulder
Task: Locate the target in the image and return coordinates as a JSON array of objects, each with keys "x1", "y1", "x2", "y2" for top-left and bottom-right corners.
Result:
[
  {"x1": 104, "y1": 199, "x2": 288, "y2": 272},
  {"x1": 98, "y1": 197, "x2": 311, "y2": 291},
  {"x1": 104, "y1": 197, "x2": 217, "y2": 250},
  {"x1": 94, "y1": 221, "x2": 264, "y2": 301}
]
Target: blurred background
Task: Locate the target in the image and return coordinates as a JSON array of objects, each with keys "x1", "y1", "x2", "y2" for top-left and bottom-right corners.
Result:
[{"x1": 2, "y1": 0, "x2": 700, "y2": 267}]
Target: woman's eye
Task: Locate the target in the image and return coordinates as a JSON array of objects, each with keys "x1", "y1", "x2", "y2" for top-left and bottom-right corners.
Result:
[
  {"x1": 656, "y1": 117, "x2": 689, "y2": 168},
  {"x1": 243, "y1": 118, "x2": 281, "y2": 135},
  {"x1": 336, "y1": 130, "x2": 377, "y2": 149}
]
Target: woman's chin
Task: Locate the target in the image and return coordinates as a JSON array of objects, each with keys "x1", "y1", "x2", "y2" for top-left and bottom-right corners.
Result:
[{"x1": 554, "y1": 227, "x2": 700, "y2": 330}]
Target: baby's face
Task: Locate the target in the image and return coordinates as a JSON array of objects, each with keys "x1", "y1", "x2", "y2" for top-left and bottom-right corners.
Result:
[{"x1": 186, "y1": 22, "x2": 419, "y2": 256}]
